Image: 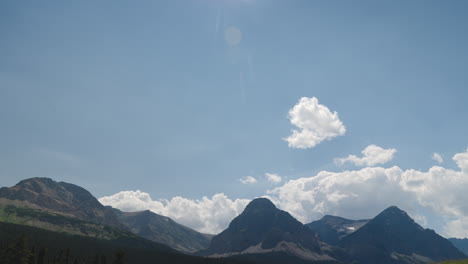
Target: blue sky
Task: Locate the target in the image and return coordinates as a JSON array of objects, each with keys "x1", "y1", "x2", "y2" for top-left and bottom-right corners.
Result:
[{"x1": 2, "y1": 1, "x2": 468, "y2": 236}]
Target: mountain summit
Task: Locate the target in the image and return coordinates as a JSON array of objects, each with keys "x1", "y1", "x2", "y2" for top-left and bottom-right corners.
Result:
[
  {"x1": 199, "y1": 198, "x2": 336, "y2": 262},
  {"x1": 340, "y1": 206, "x2": 466, "y2": 264},
  {"x1": 0, "y1": 177, "x2": 123, "y2": 228}
]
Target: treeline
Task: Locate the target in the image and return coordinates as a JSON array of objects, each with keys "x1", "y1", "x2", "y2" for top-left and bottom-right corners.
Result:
[
  {"x1": 0, "y1": 222, "x2": 251, "y2": 264},
  {"x1": 0, "y1": 234, "x2": 126, "y2": 264}
]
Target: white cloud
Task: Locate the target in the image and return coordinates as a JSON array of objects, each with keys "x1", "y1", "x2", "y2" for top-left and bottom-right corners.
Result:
[
  {"x1": 335, "y1": 144, "x2": 397, "y2": 167},
  {"x1": 268, "y1": 150, "x2": 468, "y2": 238},
  {"x1": 239, "y1": 176, "x2": 257, "y2": 184},
  {"x1": 444, "y1": 216, "x2": 468, "y2": 238},
  {"x1": 265, "y1": 173, "x2": 282, "y2": 184},
  {"x1": 99, "y1": 191, "x2": 249, "y2": 234},
  {"x1": 453, "y1": 151, "x2": 468, "y2": 173},
  {"x1": 284, "y1": 97, "x2": 346, "y2": 149},
  {"x1": 100, "y1": 149, "x2": 468, "y2": 238},
  {"x1": 432, "y1": 153, "x2": 444, "y2": 164},
  {"x1": 268, "y1": 166, "x2": 413, "y2": 223}
]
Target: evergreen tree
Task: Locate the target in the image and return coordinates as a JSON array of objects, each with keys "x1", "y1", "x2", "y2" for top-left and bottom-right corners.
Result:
[
  {"x1": 92, "y1": 253, "x2": 99, "y2": 264},
  {"x1": 37, "y1": 248, "x2": 46, "y2": 264},
  {"x1": 28, "y1": 246, "x2": 35, "y2": 264},
  {"x1": 63, "y1": 248, "x2": 70, "y2": 264},
  {"x1": 111, "y1": 250, "x2": 125, "y2": 264},
  {"x1": 100, "y1": 255, "x2": 107, "y2": 264},
  {"x1": 2, "y1": 234, "x2": 33, "y2": 264}
]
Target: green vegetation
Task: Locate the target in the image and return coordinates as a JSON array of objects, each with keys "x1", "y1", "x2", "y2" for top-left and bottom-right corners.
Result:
[{"x1": 0, "y1": 205, "x2": 137, "y2": 240}]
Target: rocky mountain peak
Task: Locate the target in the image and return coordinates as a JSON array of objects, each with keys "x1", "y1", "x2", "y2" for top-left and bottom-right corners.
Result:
[{"x1": 200, "y1": 198, "x2": 324, "y2": 259}]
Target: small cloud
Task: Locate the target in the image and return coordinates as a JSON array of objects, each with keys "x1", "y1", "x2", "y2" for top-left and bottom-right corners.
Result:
[
  {"x1": 284, "y1": 97, "x2": 346, "y2": 149},
  {"x1": 453, "y1": 150, "x2": 468, "y2": 173},
  {"x1": 239, "y1": 176, "x2": 257, "y2": 184},
  {"x1": 335, "y1": 144, "x2": 396, "y2": 167},
  {"x1": 265, "y1": 173, "x2": 282, "y2": 184},
  {"x1": 432, "y1": 153, "x2": 444, "y2": 164}
]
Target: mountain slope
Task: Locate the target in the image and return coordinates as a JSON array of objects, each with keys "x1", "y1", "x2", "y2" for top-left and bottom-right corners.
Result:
[
  {"x1": 199, "y1": 198, "x2": 336, "y2": 262},
  {"x1": 112, "y1": 208, "x2": 212, "y2": 253},
  {"x1": 306, "y1": 215, "x2": 369, "y2": 246},
  {"x1": 340, "y1": 206, "x2": 466, "y2": 264},
  {"x1": 450, "y1": 238, "x2": 468, "y2": 256},
  {"x1": 0, "y1": 177, "x2": 122, "y2": 228},
  {"x1": 0, "y1": 178, "x2": 212, "y2": 253}
]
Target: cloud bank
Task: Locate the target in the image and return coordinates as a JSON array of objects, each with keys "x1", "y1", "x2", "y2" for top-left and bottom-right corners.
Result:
[
  {"x1": 285, "y1": 97, "x2": 346, "y2": 149},
  {"x1": 99, "y1": 192, "x2": 249, "y2": 234},
  {"x1": 100, "y1": 149, "x2": 468, "y2": 238},
  {"x1": 270, "y1": 150, "x2": 468, "y2": 238},
  {"x1": 335, "y1": 144, "x2": 396, "y2": 167}
]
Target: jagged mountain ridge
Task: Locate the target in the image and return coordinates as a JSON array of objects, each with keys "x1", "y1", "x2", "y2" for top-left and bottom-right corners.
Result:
[{"x1": 306, "y1": 215, "x2": 369, "y2": 246}]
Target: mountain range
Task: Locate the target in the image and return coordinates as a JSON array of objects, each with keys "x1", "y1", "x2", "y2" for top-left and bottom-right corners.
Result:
[
  {"x1": 339, "y1": 206, "x2": 466, "y2": 264},
  {"x1": 0, "y1": 177, "x2": 466, "y2": 264}
]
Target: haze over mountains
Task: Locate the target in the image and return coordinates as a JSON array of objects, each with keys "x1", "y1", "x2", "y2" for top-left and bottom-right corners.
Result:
[{"x1": 0, "y1": 177, "x2": 466, "y2": 264}]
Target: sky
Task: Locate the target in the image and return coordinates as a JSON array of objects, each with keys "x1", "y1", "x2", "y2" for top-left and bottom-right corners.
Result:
[{"x1": 2, "y1": 0, "x2": 468, "y2": 237}]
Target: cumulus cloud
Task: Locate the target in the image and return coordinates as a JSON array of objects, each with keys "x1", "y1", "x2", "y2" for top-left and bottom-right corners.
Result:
[
  {"x1": 453, "y1": 151, "x2": 468, "y2": 173},
  {"x1": 265, "y1": 173, "x2": 282, "y2": 184},
  {"x1": 432, "y1": 153, "x2": 444, "y2": 164},
  {"x1": 268, "y1": 150, "x2": 468, "y2": 238},
  {"x1": 335, "y1": 144, "x2": 397, "y2": 167},
  {"x1": 284, "y1": 97, "x2": 346, "y2": 149},
  {"x1": 100, "y1": 149, "x2": 468, "y2": 238},
  {"x1": 239, "y1": 176, "x2": 257, "y2": 184},
  {"x1": 268, "y1": 166, "x2": 413, "y2": 223},
  {"x1": 445, "y1": 216, "x2": 468, "y2": 238},
  {"x1": 99, "y1": 191, "x2": 249, "y2": 234}
]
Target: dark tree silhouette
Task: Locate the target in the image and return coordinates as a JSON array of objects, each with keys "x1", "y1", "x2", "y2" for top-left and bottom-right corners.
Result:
[
  {"x1": 112, "y1": 250, "x2": 125, "y2": 264},
  {"x1": 37, "y1": 248, "x2": 46, "y2": 264},
  {"x1": 1, "y1": 234, "x2": 33, "y2": 264},
  {"x1": 101, "y1": 254, "x2": 107, "y2": 264}
]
